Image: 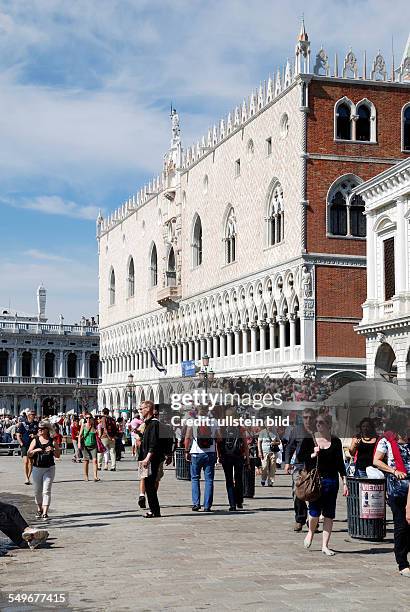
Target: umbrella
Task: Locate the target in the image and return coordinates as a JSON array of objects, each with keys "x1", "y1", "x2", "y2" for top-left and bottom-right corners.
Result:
[{"x1": 322, "y1": 380, "x2": 410, "y2": 407}]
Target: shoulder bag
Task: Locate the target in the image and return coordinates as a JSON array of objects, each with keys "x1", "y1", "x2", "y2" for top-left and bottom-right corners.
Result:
[{"x1": 295, "y1": 433, "x2": 322, "y2": 502}]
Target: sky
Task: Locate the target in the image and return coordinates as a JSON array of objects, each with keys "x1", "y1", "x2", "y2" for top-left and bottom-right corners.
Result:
[{"x1": 0, "y1": 0, "x2": 409, "y2": 322}]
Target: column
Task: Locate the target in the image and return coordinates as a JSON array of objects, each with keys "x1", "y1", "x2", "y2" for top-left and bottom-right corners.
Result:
[
  {"x1": 80, "y1": 351, "x2": 86, "y2": 378},
  {"x1": 12, "y1": 349, "x2": 18, "y2": 377},
  {"x1": 250, "y1": 325, "x2": 257, "y2": 354},
  {"x1": 395, "y1": 197, "x2": 406, "y2": 294},
  {"x1": 278, "y1": 317, "x2": 286, "y2": 359},
  {"x1": 206, "y1": 336, "x2": 212, "y2": 357},
  {"x1": 259, "y1": 324, "x2": 266, "y2": 353},
  {"x1": 35, "y1": 349, "x2": 41, "y2": 377},
  {"x1": 13, "y1": 395, "x2": 18, "y2": 417},
  {"x1": 227, "y1": 332, "x2": 232, "y2": 357},
  {"x1": 177, "y1": 343, "x2": 182, "y2": 364},
  {"x1": 58, "y1": 350, "x2": 64, "y2": 378},
  {"x1": 213, "y1": 335, "x2": 218, "y2": 358},
  {"x1": 188, "y1": 341, "x2": 193, "y2": 361},
  {"x1": 194, "y1": 340, "x2": 199, "y2": 361},
  {"x1": 242, "y1": 327, "x2": 248, "y2": 353},
  {"x1": 220, "y1": 334, "x2": 226, "y2": 358},
  {"x1": 167, "y1": 345, "x2": 171, "y2": 366},
  {"x1": 289, "y1": 315, "x2": 296, "y2": 348},
  {"x1": 200, "y1": 338, "x2": 206, "y2": 359},
  {"x1": 234, "y1": 329, "x2": 240, "y2": 355},
  {"x1": 269, "y1": 322, "x2": 275, "y2": 350},
  {"x1": 183, "y1": 342, "x2": 188, "y2": 361},
  {"x1": 161, "y1": 346, "x2": 166, "y2": 366}
]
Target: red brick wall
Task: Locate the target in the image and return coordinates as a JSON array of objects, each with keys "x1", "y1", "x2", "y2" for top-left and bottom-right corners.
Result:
[
  {"x1": 306, "y1": 79, "x2": 410, "y2": 254},
  {"x1": 316, "y1": 321, "x2": 366, "y2": 358},
  {"x1": 315, "y1": 267, "x2": 366, "y2": 318}
]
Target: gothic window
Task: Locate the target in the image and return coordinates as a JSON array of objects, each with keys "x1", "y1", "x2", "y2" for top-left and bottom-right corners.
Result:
[
  {"x1": 192, "y1": 215, "x2": 203, "y2": 267},
  {"x1": 225, "y1": 207, "x2": 237, "y2": 264},
  {"x1": 336, "y1": 102, "x2": 352, "y2": 140},
  {"x1": 22, "y1": 351, "x2": 32, "y2": 377},
  {"x1": 267, "y1": 182, "x2": 284, "y2": 246},
  {"x1": 356, "y1": 104, "x2": 371, "y2": 141},
  {"x1": 349, "y1": 194, "x2": 366, "y2": 237},
  {"x1": 45, "y1": 352, "x2": 55, "y2": 378},
  {"x1": 294, "y1": 299, "x2": 301, "y2": 345},
  {"x1": 0, "y1": 350, "x2": 8, "y2": 376},
  {"x1": 128, "y1": 257, "x2": 135, "y2": 298},
  {"x1": 150, "y1": 244, "x2": 158, "y2": 287},
  {"x1": 89, "y1": 354, "x2": 99, "y2": 379},
  {"x1": 167, "y1": 247, "x2": 176, "y2": 286},
  {"x1": 403, "y1": 104, "x2": 410, "y2": 152},
  {"x1": 384, "y1": 237, "x2": 395, "y2": 300},
  {"x1": 109, "y1": 268, "x2": 116, "y2": 305},
  {"x1": 235, "y1": 159, "x2": 241, "y2": 177},
  {"x1": 67, "y1": 353, "x2": 77, "y2": 379},
  {"x1": 328, "y1": 175, "x2": 365, "y2": 238}
]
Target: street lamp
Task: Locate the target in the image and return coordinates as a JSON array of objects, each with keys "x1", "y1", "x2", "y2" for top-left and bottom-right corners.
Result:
[
  {"x1": 73, "y1": 380, "x2": 82, "y2": 416},
  {"x1": 199, "y1": 355, "x2": 215, "y2": 394},
  {"x1": 126, "y1": 373, "x2": 136, "y2": 419},
  {"x1": 32, "y1": 387, "x2": 39, "y2": 417}
]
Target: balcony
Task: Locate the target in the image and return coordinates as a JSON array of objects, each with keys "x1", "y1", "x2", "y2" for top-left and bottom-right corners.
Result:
[
  {"x1": 0, "y1": 376, "x2": 101, "y2": 386},
  {"x1": 157, "y1": 271, "x2": 181, "y2": 308}
]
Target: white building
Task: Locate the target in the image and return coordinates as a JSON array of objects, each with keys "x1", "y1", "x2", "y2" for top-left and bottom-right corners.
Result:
[
  {"x1": 98, "y1": 24, "x2": 410, "y2": 411},
  {"x1": 0, "y1": 286, "x2": 100, "y2": 416},
  {"x1": 355, "y1": 158, "x2": 410, "y2": 380}
]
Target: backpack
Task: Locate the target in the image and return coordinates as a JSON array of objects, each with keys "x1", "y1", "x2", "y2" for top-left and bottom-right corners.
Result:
[
  {"x1": 194, "y1": 424, "x2": 213, "y2": 449},
  {"x1": 105, "y1": 416, "x2": 118, "y2": 437},
  {"x1": 157, "y1": 421, "x2": 174, "y2": 457},
  {"x1": 222, "y1": 426, "x2": 244, "y2": 456}
]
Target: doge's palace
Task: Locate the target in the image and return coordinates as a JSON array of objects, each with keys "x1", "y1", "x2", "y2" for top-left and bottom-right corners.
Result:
[{"x1": 98, "y1": 24, "x2": 410, "y2": 411}]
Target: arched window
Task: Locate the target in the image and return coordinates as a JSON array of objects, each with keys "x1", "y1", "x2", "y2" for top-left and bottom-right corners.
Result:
[
  {"x1": 167, "y1": 247, "x2": 176, "y2": 286},
  {"x1": 109, "y1": 268, "x2": 116, "y2": 305},
  {"x1": 127, "y1": 257, "x2": 135, "y2": 298},
  {"x1": 22, "y1": 351, "x2": 32, "y2": 377},
  {"x1": 45, "y1": 352, "x2": 55, "y2": 378},
  {"x1": 294, "y1": 298, "x2": 301, "y2": 345},
  {"x1": 0, "y1": 350, "x2": 8, "y2": 377},
  {"x1": 328, "y1": 175, "x2": 365, "y2": 238},
  {"x1": 225, "y1": 207, "x2": 237, "y2": 264},
  {"x1": 150, "y1": 244, "x2": 158, "y2": 287},
  {"x1": 403, "y1": 104, "x2": 410, "y2": 152},
  {"x1": 67, "y1": 353, "x2": 77, "y2": 379},
  {"x1": 336, "y1": 102, "x2": 352, "y2": 140},
  {"x1": 192, "y1": 215, "x2": 203, "y2": 267},
  {"x1": 356, "y1": 104, "x2": 371, "y2": 141},
  {"x1": 267, "y1": 182, "x2": 284, "y2": 246}
]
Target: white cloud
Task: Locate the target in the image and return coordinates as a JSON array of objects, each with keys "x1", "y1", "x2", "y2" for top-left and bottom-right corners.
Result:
[
  {"x1": 23, "y1": 249, "x2": 72, "y2": 263},
  {"x1": 17, "y1": 196, "x2": 100, "y2": 221}
]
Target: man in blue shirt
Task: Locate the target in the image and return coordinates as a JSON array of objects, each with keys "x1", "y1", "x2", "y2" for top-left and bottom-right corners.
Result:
[{"x1": 16, "y1": 411, "x2": 38, "y2": 485}]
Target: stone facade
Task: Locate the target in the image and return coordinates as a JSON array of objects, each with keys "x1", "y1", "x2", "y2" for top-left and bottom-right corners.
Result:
[
  {"x1": 98, "y1": 25, "x2": 410, "y2": 410},
  {"x1": 0, "y1": 286, "x2": 100, "y2": 416},
  {"x1": 355, "y1": 158, "x2": 410, "y2": 380}
]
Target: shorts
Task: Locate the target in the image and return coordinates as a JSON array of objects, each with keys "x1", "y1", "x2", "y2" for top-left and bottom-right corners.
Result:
[
  {"x1": 82, "y1": 446, "x2": 97, "y2": 461},
  {"x1": 308, "y1": 477, "x2": 339, "y2": 519},
  {"x1": 21, "y1": 446, "x2": 29, "y2": 457},
  {"x1": 156, "y1": 461, "x2": 164, "y2": 482}
]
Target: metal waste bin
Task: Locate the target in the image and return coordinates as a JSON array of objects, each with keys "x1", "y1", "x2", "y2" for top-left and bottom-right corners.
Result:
[
  {"x1": 243, "y1": 459, "x2": 256, "y2": 498},
  {"x1": 175, "y1": 448, "x2": 191, "y2": 481},
  {"x1": 347, "y1": 477, "x2": 386, "y2": 541}
]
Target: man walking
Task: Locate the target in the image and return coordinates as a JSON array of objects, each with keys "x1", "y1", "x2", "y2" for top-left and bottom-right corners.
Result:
[
  {"x1": 219, "y1": 407, "x2": 250, "y2": 511},
  {"x1": 284, "y1": 408, "x2": 316, "y2": 532},
  {"x1": 258, "y1": 420, "x2": 281, "y2": 486},
  {"x1": 184, "y1": 405, "x2": 221, "y2": 512},
  {"x1": 16, "y1": 411, "x2": 38, "y2": 485},
  {"x1": 98, "y1": 408, "x2": 117, "y2": 471},
  {"x1": 139, "y1": 400, "x2": 164, "y2": 518}
]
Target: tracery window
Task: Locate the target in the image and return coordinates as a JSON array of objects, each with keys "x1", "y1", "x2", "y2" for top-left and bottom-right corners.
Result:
[
  {"x1": 328, "y1": 176, "x2": 365, "y2": 238},
  {"x1": 267, "y1": 182, "x2": 284, "y2": 246},
  {"x1": 225, "y1": 208, "x2": 237, "y2": 264}
]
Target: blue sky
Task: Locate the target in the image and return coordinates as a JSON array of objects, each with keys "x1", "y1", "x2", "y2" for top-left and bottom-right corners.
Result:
[{"x1": 0, "y1": 0, "x2": 409, "y2": 322}]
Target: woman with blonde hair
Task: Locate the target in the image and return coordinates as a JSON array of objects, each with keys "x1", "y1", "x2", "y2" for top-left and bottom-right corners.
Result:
[{"x1": 28, "y1": 420, "x2": 61, "y2": 520}]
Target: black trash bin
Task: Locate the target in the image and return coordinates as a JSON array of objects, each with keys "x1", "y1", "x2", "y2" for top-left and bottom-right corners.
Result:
[
  {"x1": 347, "y1": 477, "x2": 386, "y2": 541},
  {"x1": 243, "y1": 459, "x2": 256, "y2": 498},
  {"x1": 175, "y1": 448, "x2": 191, "y2": 481}
]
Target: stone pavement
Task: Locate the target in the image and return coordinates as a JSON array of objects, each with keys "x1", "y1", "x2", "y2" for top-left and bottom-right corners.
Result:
[{"x1": 0, "y1": 453, "x2": 409, "y2": 612}]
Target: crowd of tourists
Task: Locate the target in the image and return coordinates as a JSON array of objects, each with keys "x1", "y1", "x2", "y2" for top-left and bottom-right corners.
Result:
[{"x1": 1, "y1": 402, "x2": 410, "y2": 576}]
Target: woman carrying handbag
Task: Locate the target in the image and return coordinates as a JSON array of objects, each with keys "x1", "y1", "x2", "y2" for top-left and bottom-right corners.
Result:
[{"x1": 298, "y1": 414, "x2": 348, "y2": 556}]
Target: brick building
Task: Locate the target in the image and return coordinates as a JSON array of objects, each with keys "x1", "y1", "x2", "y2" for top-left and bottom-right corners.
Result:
[{"x1": 97, "y1": 24, "x2": 410, "y2": 411}]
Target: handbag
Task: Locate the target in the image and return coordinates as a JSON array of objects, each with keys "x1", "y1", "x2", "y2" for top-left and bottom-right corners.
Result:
[
  {"x1": 295, "y1": 434, "x2": 322, "y2": 502},
  {"x1": 96, "y1": 434, "x2": 106, "y2": 454},
  {"x1": 386, "y1": 474, "x2": 409, "y2": 498},
  {"x1": 267, "y1": 431, "x2": 280, "y2": 454}
]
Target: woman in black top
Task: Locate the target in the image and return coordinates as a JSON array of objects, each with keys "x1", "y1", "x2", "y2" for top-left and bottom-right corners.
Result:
[
  {"x1": 349, "y1": 418, "x2": 377, "y2": 478},
  {"x1": 299, "y1": 414, "x2": 348, "y2": 556},
  {"x1": 28, "y1": 420, "x2": 61, "y2": 520}
]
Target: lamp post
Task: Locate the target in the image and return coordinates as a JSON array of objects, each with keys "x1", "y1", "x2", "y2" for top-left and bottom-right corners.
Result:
[
  {"x1": 126, "y1": 373, "x2": 136, "y2": 419},
  {"x1": 198, "y1": 354, "x2": 215, "y2": 394},
  {"x1": 32, "y1": 387, "x2": 39, "y2": 417},
  {"x1": 73, "y1": 380, "x2": 82, "y2": 416}
]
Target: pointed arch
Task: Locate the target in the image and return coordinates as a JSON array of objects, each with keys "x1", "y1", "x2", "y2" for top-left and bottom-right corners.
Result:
[
  {"x1": 402, "y1": 102, "x2": 410, "y2": 152},
  {"x1": 335, "y1": 97, "x2": 354, "y2": 140},
  {"x1": 355, "y1": 98, "x2": 375, "y2": 142},
  {"x1": 327, "y1": 174, "x2": 365, "y2": 238},
  {"x1": 109, "y1": 267, "x2": 116, "y2": 305},
  {"x1": 149, "y1": 242, "x2": 158, "y2": 287},
  {"x1": 127, "y1": 256, "x2": 135, "y2": 298},
  {"x1": 192, "y1": 213, "x2": 203, "y2": 267},
  {"x1": 224, "y1": 206, "x2": 237, "y2": 264}
]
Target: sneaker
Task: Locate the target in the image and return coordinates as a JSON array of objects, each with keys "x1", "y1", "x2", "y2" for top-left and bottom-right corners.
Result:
[
  {"x1": 267, "y1": 481, "x2": 274, "y2": 487},
  {"x1": 42, "y1": 514, "x2": 49, "y2": 521},
  {"x1": 138, "y1": 496, "x2": 146, "y2": 509},
  {"x1": 22, "y1": 528, "x2": 49, "y2": 550},
  {"x1": 293, "y1": 522, "x2": 303, "y2": 532},
  {"x1": 35, "y1": 510, "x2": 42, "y2": 519},
  {"x1": 399, "y1": 568, "x2": 410, "y2": 577},
  {"x1": 237, "y1": 503, "x2": 243, "y2": 509},
  {"x1": 229, "y1": 506, "x2": 237, "y2": 512},
  {"x1": 261, "y1": 481, "x2": 266, "y2": 486},
  {"x1": 191, "y1": 505, "x2": 200, "y2": 511},
  {"x1": 110, "y1": 467, "x2": 116, "y2": 471},
  {"x1": 203, "y1": 508, "x2": 212, "y2": 512}
]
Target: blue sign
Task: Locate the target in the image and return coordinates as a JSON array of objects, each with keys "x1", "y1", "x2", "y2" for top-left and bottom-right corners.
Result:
[{"x1": 181, "y1": 360, "x2": 196, "y2": 377}]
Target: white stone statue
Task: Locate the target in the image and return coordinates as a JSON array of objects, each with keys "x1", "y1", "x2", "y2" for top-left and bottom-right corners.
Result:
[{"x1": 302, "y1": 265, "x2": 312, "y2": 298}]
